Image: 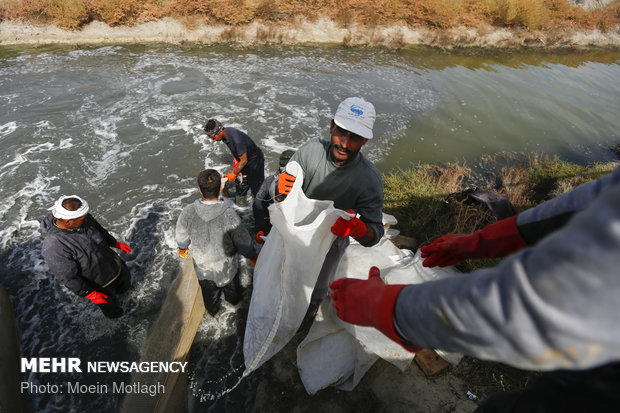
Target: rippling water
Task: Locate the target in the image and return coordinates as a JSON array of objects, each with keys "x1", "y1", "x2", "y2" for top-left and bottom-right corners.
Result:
[{"x1": 0, "y1": 43, "x2": 619, "y2": 412}]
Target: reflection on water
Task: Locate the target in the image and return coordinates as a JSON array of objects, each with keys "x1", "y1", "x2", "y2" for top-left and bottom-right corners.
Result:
[{"x1": 0, "y1": 43, "x2": 618, "y2": 412}]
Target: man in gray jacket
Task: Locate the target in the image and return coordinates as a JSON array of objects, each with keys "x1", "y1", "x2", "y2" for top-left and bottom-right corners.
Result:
[
  {"x1": 40, "y1": 195, "x2": 132, "y2": 318},
  {"x1": 330, "y1": 165, "x2": 620, "y2": 411},
  {"x1": 275, "y1": 97, "x2": 384, "y2": 304},
  {"x1": 176, "y1": 169, "x2": 256, "y2": 316}
]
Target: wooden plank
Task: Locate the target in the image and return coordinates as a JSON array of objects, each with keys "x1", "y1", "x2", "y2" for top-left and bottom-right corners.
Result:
[
  {"x1": 121, "y1": 258, "x2": 205, "y2": 413},
  {"x1": 415, "y1": 349, "x2": 451, "y2": 376},
  {"x1": 390, "y1": 235, "x2": 418, "y2": 250}
]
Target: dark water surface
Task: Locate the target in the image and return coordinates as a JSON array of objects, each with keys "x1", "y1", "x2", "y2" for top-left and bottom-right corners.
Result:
[{"x1": 0, "y1": 43, "x2": 619, "y2": 412}]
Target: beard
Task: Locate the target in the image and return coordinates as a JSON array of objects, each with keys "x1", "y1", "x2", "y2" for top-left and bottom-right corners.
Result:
[{"x1": 331, "y1": 144, "x2": 359, "y2": 164}]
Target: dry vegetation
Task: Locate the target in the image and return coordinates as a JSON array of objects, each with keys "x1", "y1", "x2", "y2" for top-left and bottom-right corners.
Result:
[
  {"x1": 383, "y1": 154, "x2": 618, "y2": 254},
  {"x1": 0, "y1": 0, "x2": 618, "y2": 32}
]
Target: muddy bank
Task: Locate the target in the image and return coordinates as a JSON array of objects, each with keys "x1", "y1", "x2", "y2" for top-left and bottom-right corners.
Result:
[{"x1": 1, "y1": 17, "x2": 619, "y2": 48}]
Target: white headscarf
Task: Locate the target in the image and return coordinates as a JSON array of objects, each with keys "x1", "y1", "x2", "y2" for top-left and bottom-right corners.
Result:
[{"x1": 51, "y1": 195, "x2": 89, "y2": 220}]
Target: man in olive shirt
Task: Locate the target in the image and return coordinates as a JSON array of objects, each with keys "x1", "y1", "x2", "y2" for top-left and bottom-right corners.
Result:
[{"x1": 276, "y1": 97, "x2": 383, "y2": 303}]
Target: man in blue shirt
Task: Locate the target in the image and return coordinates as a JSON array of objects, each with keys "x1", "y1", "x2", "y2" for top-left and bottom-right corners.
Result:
[
  {"x1": 204, "y1": 119, "x2": 264, "y2": 198},
  {"x1": 204, "y1": 119, "x2": 265, "y2": 231}
]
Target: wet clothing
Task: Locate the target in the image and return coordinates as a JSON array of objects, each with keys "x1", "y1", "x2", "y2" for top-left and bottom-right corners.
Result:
[
  {"x1": 40, "y1": 213, "x2": 130, "y2": 317},
  {"x1": 95, "y1": 260, "x2": 131, "y2": 318},
  {"x1": 289, "y1": 138, "x2": 384, "y2": 247},
  {"x1": 200, "y1": 277, "x2": 243, "y2": 317},
  {"x1": 175, "y1": 199, "x2": 255, "y2": 288},
  {"x1": 41, "y1": 213, "x2": 125, "y2": 296},
  {"x1": 253, "y1": 174, "x2": 277, "y2": 234},
  {"x1": 394, "y1": 165, "x2": 620, "y2": 371},
  {"x1": 223, "y1": 127, "x2": 265, "y2": 197}
]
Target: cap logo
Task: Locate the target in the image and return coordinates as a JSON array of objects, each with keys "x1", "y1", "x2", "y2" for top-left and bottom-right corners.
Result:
[{"x1": 350, "y1": 105, "x2": 364, "y2": 117}]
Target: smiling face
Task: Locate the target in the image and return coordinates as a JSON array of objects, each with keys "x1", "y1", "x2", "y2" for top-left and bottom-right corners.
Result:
[{"x1": 329, "y1": 120, "x2": 368, "y2": 166}]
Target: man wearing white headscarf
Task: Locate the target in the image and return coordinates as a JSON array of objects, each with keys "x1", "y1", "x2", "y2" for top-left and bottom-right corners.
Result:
[{"x1": 40, "y1": 195, "x2": 132, "y2": 318}]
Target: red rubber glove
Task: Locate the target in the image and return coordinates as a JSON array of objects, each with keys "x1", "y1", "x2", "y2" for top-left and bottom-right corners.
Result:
[
  {"x1": 254, "y1": 231, "x2": 265, "y2": 244},
  {"x1": 226, "y1": 172, "x2": 237, "y2": 182},
  {"x1": 420, "y1": 215, "x2": 527, "y2": 268},
  {"x1": 331, "y1": 210, "x2": 367, "y2": 240},
  {"x1": 178, "y1": 248, "x2": 189, "y2": 258},
  {"x1": 330, "y1": 267, "x2": 421, "y2": 352},
  {"x1": 85, "y1": 290, "x2": 109, "y2": 304},
  {"x1": 277, "y1": 171, "x2": 296, "y2": 196},
  {"x1": 114, "y1": 242, "x2": 131, "y2": 254}
]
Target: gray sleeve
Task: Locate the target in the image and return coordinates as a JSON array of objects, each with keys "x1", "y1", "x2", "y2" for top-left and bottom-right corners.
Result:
[
  {"x1": 394, "y1": 181, "x2": 620, "y2": 371},
  {"x1": 175, "y1": 206, "x2": 193, "y2": 250}
]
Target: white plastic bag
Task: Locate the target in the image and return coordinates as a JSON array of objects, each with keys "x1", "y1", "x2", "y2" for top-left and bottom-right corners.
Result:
[
  {"x1": 297, "y1": 241, "x2": 461, "y2": 394},
  {"x1": 243, "y1": 161, "x2": 350, "y2": 373}
]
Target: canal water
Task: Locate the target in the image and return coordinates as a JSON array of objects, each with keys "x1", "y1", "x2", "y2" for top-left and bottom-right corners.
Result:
[{"x1": 0, "y1": 43, "x2": 618, "y2": 412}]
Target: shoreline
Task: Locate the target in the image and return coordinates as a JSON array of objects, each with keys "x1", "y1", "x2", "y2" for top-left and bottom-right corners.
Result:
[{"x1": 1, "y1": 18, "x2": 620, "y2": 49}]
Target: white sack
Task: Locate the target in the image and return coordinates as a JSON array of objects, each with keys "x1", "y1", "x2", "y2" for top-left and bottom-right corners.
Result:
[
  {"x1": 243, "y1": 161, "x2": 350, "y2": 373},
  {"x1": 297, "y1": 240, "x2": 462, "y2": 394}
]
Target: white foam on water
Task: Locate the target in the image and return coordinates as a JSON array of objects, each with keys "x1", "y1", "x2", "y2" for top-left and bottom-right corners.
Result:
[
  {"x1": 82, "y1": 116, "x2": 124, "y2": 186},
  {"x1": 0, "y1": 172, "x2": 59, "y2": 249},
  {"x1": 0, "y1": 121, "x2": 17, "y2": 137}
]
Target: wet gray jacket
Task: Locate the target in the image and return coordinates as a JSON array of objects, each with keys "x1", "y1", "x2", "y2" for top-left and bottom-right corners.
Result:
[
  {"x1": 175, "y1": 199, "x2": 255, "y2": 287},
  {"x1": 40, "y1": 213, "x2": 120, "y2": 296},
  {"x1": 395, "y1": 165, "x2": 620, "y2": 371}
]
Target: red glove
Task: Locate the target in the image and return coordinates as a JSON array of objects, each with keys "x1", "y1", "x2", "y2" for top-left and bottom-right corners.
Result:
[
  {"x1": 226, "y1": 172, "x2": 237, "y2": 182},
  {"x1": 85, "y1": 290, "x2": 109, "y2": 304},
  {"x1": 331, "y1": 210, "x2": 367, "y2": 240},
  {"x1": 330, "y1": 267, "x2": 421, "y2": 353},
  {"x1": 114, "y1": 242, "x2": 131, "y2": 254},
  {"x1": 420, "y1": 215, "x2": 527, "y2": 268},
  {"x1": 277, "y1": 171, "x2": 296, "y2": 196},
  {"x1": 254, "y1": 231, "x2": 265, "y2": 244}
]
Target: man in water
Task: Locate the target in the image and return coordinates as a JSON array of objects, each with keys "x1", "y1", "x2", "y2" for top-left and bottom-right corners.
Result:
[
  {"x1": 204, "y1": 118, "x2": 265, "y2": 233},
  {"x1": 275, "y1": 97, "x2": 384, "y2": 304},
  {"x1": 176, "y1": 169, "x2": 256, "y2": 316},
  {"x1": 40, "y1": 195, "x2": 132, "y2": 318},
  {"x1": 204, "y1": 118, "x2": 264, "y2": 195}
]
